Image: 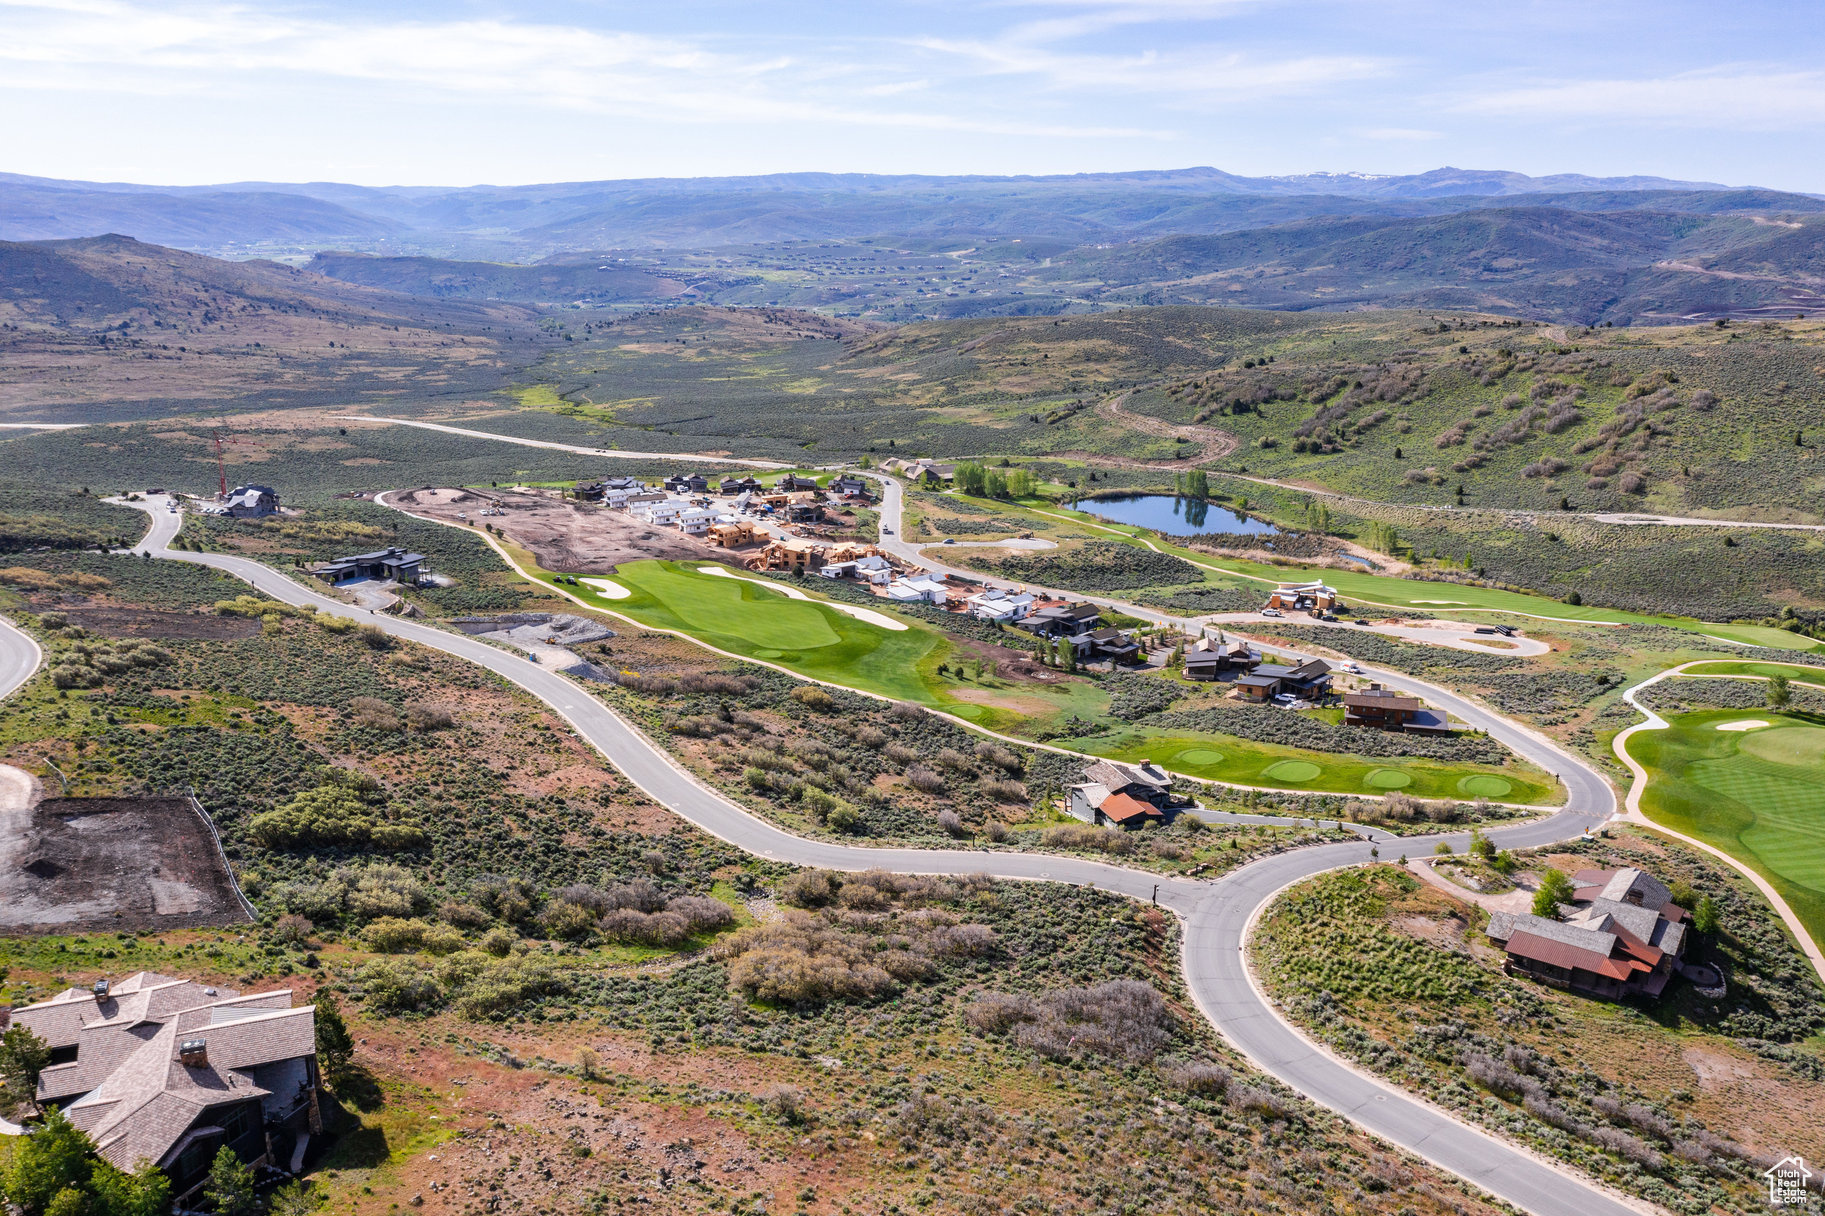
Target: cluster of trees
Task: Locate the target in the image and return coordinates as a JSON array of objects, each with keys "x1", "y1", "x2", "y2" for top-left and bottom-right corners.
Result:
[
  {"x1": 953, "y1": 463, "x2": 1037, "y2": 499},
  {"x1": 1531, "y1": 867, "x2": 1720, "y2": 934}
]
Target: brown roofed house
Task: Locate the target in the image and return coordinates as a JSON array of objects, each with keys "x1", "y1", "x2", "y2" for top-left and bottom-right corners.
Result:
[
  {"x1": 5, "y1": 972, "x2": 322, "y2": 1204},
  {"x1": 1485, "y1": 867, "x2": 1690, "y2": 999}
]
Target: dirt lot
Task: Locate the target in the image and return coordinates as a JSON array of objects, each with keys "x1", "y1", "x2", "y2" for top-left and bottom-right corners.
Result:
[
  {"x1": 395, "y1": 487, "x2": 747, "y2": 573},
  {"x1": 0, "y1": 792, "x2": 250, "y2": 934},
  {"x1": 25, "y1": 597, "x2": 261, "y2": 640}
]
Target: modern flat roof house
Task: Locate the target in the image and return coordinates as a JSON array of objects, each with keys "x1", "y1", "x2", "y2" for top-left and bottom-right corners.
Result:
[
  {"x1": 315, "y1": 546, "x2": 426, "y2": 585},
  {"x1": 4, "y1": 973, "x2": 321, "y2": 1205},
  {"x1": 1485, "y1": 867, "x2": 1690, "y2": 999},
  {"x1": 1239, "y1": 658, "x2": 1331, "y2": 700}
]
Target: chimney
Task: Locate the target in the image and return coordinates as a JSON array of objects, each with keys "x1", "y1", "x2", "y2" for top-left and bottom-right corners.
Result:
[
  {"x1": 179, "y1": 1039, "x2": 209, "y2": 1068},
  {"x1": 92, "y1": 979, "x2": 110, "y2": 1003}
]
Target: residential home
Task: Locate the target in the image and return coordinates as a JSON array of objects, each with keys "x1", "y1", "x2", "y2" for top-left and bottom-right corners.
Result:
[
  {"x1": 1021, "y1": 602, "x2": 1103, "y2": 640},
  {"x1": 1065, "y1": 759, "x2": 1178, "y2": 825},
  {"x1": 572, "y1": 481, "x2": 606, "y2": 503},
  {"x1": 1264, "y1": 581, "x2": 1338, "y2": 614},
  {"x1": 677, "y1": 507, "x2": 719, "y2": 536},
  {"x1": 5, "y1": 973, "x2": 320, "y2": 1205},
  {"x1": 708, "y1": 521, "x2": 763, "y2": 548},
  {"x1": 223, "y1": 485, "x2": 278, "y2": 518},
  {"x1": 780, "y1": 474, "x2": 822, "y2": 493},
  {"x1": 1485, "y1": 867, "x2": 1690, "y2": 999},
  {"x1": 966, "y1": 588, "x2": 1036, "y2": 622},
  {"x1": 830, "y1": 475, "x2": 869, "y2": 498},
  {"x1": 1182, "y1": 637, "x2": 1257, "y2": 681},
  {"x1": 719, "y1": 476, "x2": 763, "y2": 495},
  {"x1": 1343, "y1": 686, "x2": 1456, "y2": 735},
  {"x1": 314, "y1": 546, "x2": 426, "y2": 586},
  {"x1": 885, "y1": 576, "x2": 949, "y2": 605},
  {"x1": 1242, "y1": 658, "x2": 1331, "y2": 700},
  {"x1": 785, "y1": 493, "x2": 825, "y2": 523},
  {"x1": 602, "y1": 476, "x2": 644, "y2": 492},
  {"x1": 820, "y1": 555, "x2": 893, "y2": 583},
  {"x1": 1085, "y1": 627, "x2": 1141, "y2": 664},
  {"x1": 638, "y1": 501, "x2": 685, "y2": 527},
  {"x1": 664, "y1": 473, "x2": 710, "y2": 494}
]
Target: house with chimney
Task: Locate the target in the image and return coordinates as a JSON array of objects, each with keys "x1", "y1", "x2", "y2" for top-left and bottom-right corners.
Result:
[
  {"x1": 3, "y1": 972, "x2": 321, "y2": 1204},
  {"x1": 1234, "y1": 658, "x2": 1332, "y2": 701},
  {"x1": 1485, "y1": 867, "x2": 1691, "y2": 999}
]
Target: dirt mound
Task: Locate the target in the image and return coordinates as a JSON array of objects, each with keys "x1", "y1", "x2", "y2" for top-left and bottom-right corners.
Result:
[{"x1": 400, "y1": 488, "x2": 736, "y2": 571}]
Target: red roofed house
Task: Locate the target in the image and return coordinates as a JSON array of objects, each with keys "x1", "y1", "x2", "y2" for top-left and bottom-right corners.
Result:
[
  {"x1": 1066, "y1": 759, "x2": 1181, "y2": 828},
  {"x1": 1484, "y1": 867, "x2": 1690, "y2": 999},
  {"x1": 2, "y1": 972, "x2": 322, "y2": 1205}
]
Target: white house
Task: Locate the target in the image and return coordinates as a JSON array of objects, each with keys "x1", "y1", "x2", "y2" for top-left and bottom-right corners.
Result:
[
  {"x1": 966, "y1": 587, "x2": 1035, "y2": 622},
  {"x1": 820, "y1": 555, "x2": 894, "y2": 584},
  {"x1": 886, "y1": 576, "x2": 949, "y2": 605},
  {"x1": 639, "y1": 501, "x2": 685, "y2": 526},
  {"x1": 678, "y1": 507, "x2": 718, "y2": 536}
]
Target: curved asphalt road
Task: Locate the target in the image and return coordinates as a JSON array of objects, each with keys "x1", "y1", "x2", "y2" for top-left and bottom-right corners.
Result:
[{"x1": 88, "y1": 497, "x2": 1635, "y2": 1216}]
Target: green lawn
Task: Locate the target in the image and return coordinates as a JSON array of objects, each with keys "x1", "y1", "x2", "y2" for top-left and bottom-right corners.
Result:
[
  {"x1": 1683, "y1": 661, "x2": 1825, "y2": 686},
  {"x1": 565, "y1": 560, "x2": 950, "y2": 705},
  {"x1": 1055, "y1": 724, "x2": 1561, "y2": 805},
  {"x1": 1628, "y1": 707, "x2": 1825, "y2": 948}
]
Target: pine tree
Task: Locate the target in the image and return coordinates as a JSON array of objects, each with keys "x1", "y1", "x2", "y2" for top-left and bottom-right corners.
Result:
[
  {"x1": 205, "y1": 1146, "x2": 257, "y2": 1216},
  {"x1": 314, "y1": 991, "x2": 355, "y2": 1086}
]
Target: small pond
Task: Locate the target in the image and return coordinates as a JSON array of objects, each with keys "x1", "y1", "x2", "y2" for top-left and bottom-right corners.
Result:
[{"x1": 1066, "y1": 494, "x2": 1280, "y2": 537}]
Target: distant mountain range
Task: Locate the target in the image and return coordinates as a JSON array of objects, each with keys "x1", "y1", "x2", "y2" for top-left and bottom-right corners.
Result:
[
  {"x1": 2, "y1": 167, "x2": 1822, "y2": 326},
  {"x1": 0, "y1": 166, "x2": 1808, "y2": 257}
]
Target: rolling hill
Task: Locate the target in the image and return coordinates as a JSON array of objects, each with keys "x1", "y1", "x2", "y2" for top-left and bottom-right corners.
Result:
[{"x1": 0, "y1": 235, "x2": 548, "y2": 420}]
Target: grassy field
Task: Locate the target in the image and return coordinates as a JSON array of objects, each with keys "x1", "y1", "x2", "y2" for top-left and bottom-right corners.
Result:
[
  {"x1": 932, "y1": 492, "x2": 1822, "y2": 651},
  {"x1": 1057, "y1": 723, "x2": 1558, "y2": 804},
  {"x1": 1628, "y1": 707, "x2": 1825, "y2": 947}
]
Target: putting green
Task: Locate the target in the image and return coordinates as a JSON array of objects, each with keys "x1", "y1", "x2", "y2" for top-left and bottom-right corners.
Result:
[
  {"x1": 1740, "y1": 726, "x2": 1825, "y2": 768},
  {"x1": 1629, "y1": 708, "x2": 1825, "y2": 949},
  {"x1": 1458, "y1": 775, "x2": 1514, "y2": 799},
  {"x1": 1177, "y1": 748, "x2": 1227, "y2": 767},
  {"x1": 1365, "y1": 769, "x2": 1413, "y2": 790},
  {"x1": 1265, "y1": 760, "x2": 1323, "y2": 783}
]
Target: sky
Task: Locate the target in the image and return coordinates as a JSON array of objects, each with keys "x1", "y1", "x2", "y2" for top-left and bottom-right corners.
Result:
[{"x1": 3, "y1": 0, "x2": 1823, "y2": 190}]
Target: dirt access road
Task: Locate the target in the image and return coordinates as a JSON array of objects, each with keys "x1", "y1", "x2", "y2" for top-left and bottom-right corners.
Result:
[{"x1": 1047, "y1": 391, "x2": 1240, "y2": 471}]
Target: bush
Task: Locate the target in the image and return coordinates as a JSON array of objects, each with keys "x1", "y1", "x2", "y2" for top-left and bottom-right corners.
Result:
[
  {"x1": 789, "y1": 685, "x2": 834, "y2": 710},
  {"x1": 404, "y1": 702, "x2": 456, "y2": 731},
  {"x1": 356, "y1": 958, "x2": 444, "y2": 1014},
  {"x1": 936, "y1": 810, "x2": 967, "y2": 838},
  {"x1": 965, "y1": 979, "x2": 1178, "y2": 1063}
]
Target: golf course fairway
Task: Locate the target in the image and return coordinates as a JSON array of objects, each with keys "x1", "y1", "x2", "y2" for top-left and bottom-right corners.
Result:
[{"x1": 1628, "y1": 708, "x2": 1825, "y2": 948}]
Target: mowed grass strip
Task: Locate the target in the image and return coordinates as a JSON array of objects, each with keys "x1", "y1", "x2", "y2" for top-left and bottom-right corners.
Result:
[
  {"x1": 1683, "y1": 661, "x2": 1825, "y2": 685},
  {"x1": 1629, "y1": 708, "x2": 1825, "y2": 948},
  {"x1": 1055, "y1": 724, "x2": 1560, "y2": 805}
]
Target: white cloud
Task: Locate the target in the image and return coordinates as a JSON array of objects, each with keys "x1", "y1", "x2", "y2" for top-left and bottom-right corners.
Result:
[{"x1": 1461, "y1": 68, "x2": 1825, "y2": 131}]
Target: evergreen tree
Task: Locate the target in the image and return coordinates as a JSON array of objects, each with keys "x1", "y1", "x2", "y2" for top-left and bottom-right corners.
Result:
[
  {"x1": 205, "y1": 1146, "x2": 257, "y2": 1216},
  {"x1": 1767, "y1": 671, "x2": 1792, "y2": 709},
  {"x1": 0, "y1": 1024, "x2": 51, "y2": 1116},
  {"x1": 1693, "y1": 895, "x2": 1721, "y2": 936}
]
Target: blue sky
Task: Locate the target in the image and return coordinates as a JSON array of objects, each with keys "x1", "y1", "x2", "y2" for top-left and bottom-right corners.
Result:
[{"x1": 3, "y1": 0, "x2": 1822, "y2": 189}]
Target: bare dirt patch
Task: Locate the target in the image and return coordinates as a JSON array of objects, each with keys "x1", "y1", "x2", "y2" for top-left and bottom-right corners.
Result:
[
  {"x1": 28, "y1": 599, "x2": 260, "y2": 640},
  {"x1": 0, "y1": 795, "x2": 249, "y2": 934},
  {"x1": 396, "y1": 488, "x2": 740, "y2": 573}
]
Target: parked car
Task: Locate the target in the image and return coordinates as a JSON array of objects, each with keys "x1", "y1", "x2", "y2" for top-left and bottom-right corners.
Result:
[
  {"x1": 1260, "y1": 607, "x2": 1282, "y2": 617},
  {"x1": 1272, "y1": 693, "x2": 1298, "y2": 706},
  {"x1": 942, "y1": 537, "x2": 955, "y2": 545},
  {"x1": 1341, "y1": 662, "x2": 1363, "y2": 675}
]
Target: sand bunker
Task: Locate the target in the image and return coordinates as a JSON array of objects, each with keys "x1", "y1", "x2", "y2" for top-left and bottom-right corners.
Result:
[
  {"x1": 1716, "y1": 719, "x2": 1771, "y2": 732},
  {"x1": 696, "y1": 567, "x2": 907, "y2": 631},
  {"x1": 579, "y1": 577, "x2": 631, "y2": 600}
]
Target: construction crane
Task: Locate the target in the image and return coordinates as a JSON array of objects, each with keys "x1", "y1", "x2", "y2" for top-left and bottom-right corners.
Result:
[{"x1": 209, "y1": 423, "x2": 260, "y2": 500}]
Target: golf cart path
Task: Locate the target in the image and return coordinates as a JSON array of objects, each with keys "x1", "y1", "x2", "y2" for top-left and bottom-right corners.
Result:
[{"x1": 92, "y1": 495, "x2": 1660, "y2": 1216}]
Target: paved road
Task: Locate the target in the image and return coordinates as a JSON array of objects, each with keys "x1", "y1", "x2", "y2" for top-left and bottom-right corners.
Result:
[{"x1": 101, "y1": 495, "x2": 1641, "y2": 1216}]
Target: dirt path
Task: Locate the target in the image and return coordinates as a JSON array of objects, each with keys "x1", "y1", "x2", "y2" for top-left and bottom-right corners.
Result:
[{"x1": 1045, "y1": 391, "x2": 1240, "y2": 471}]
